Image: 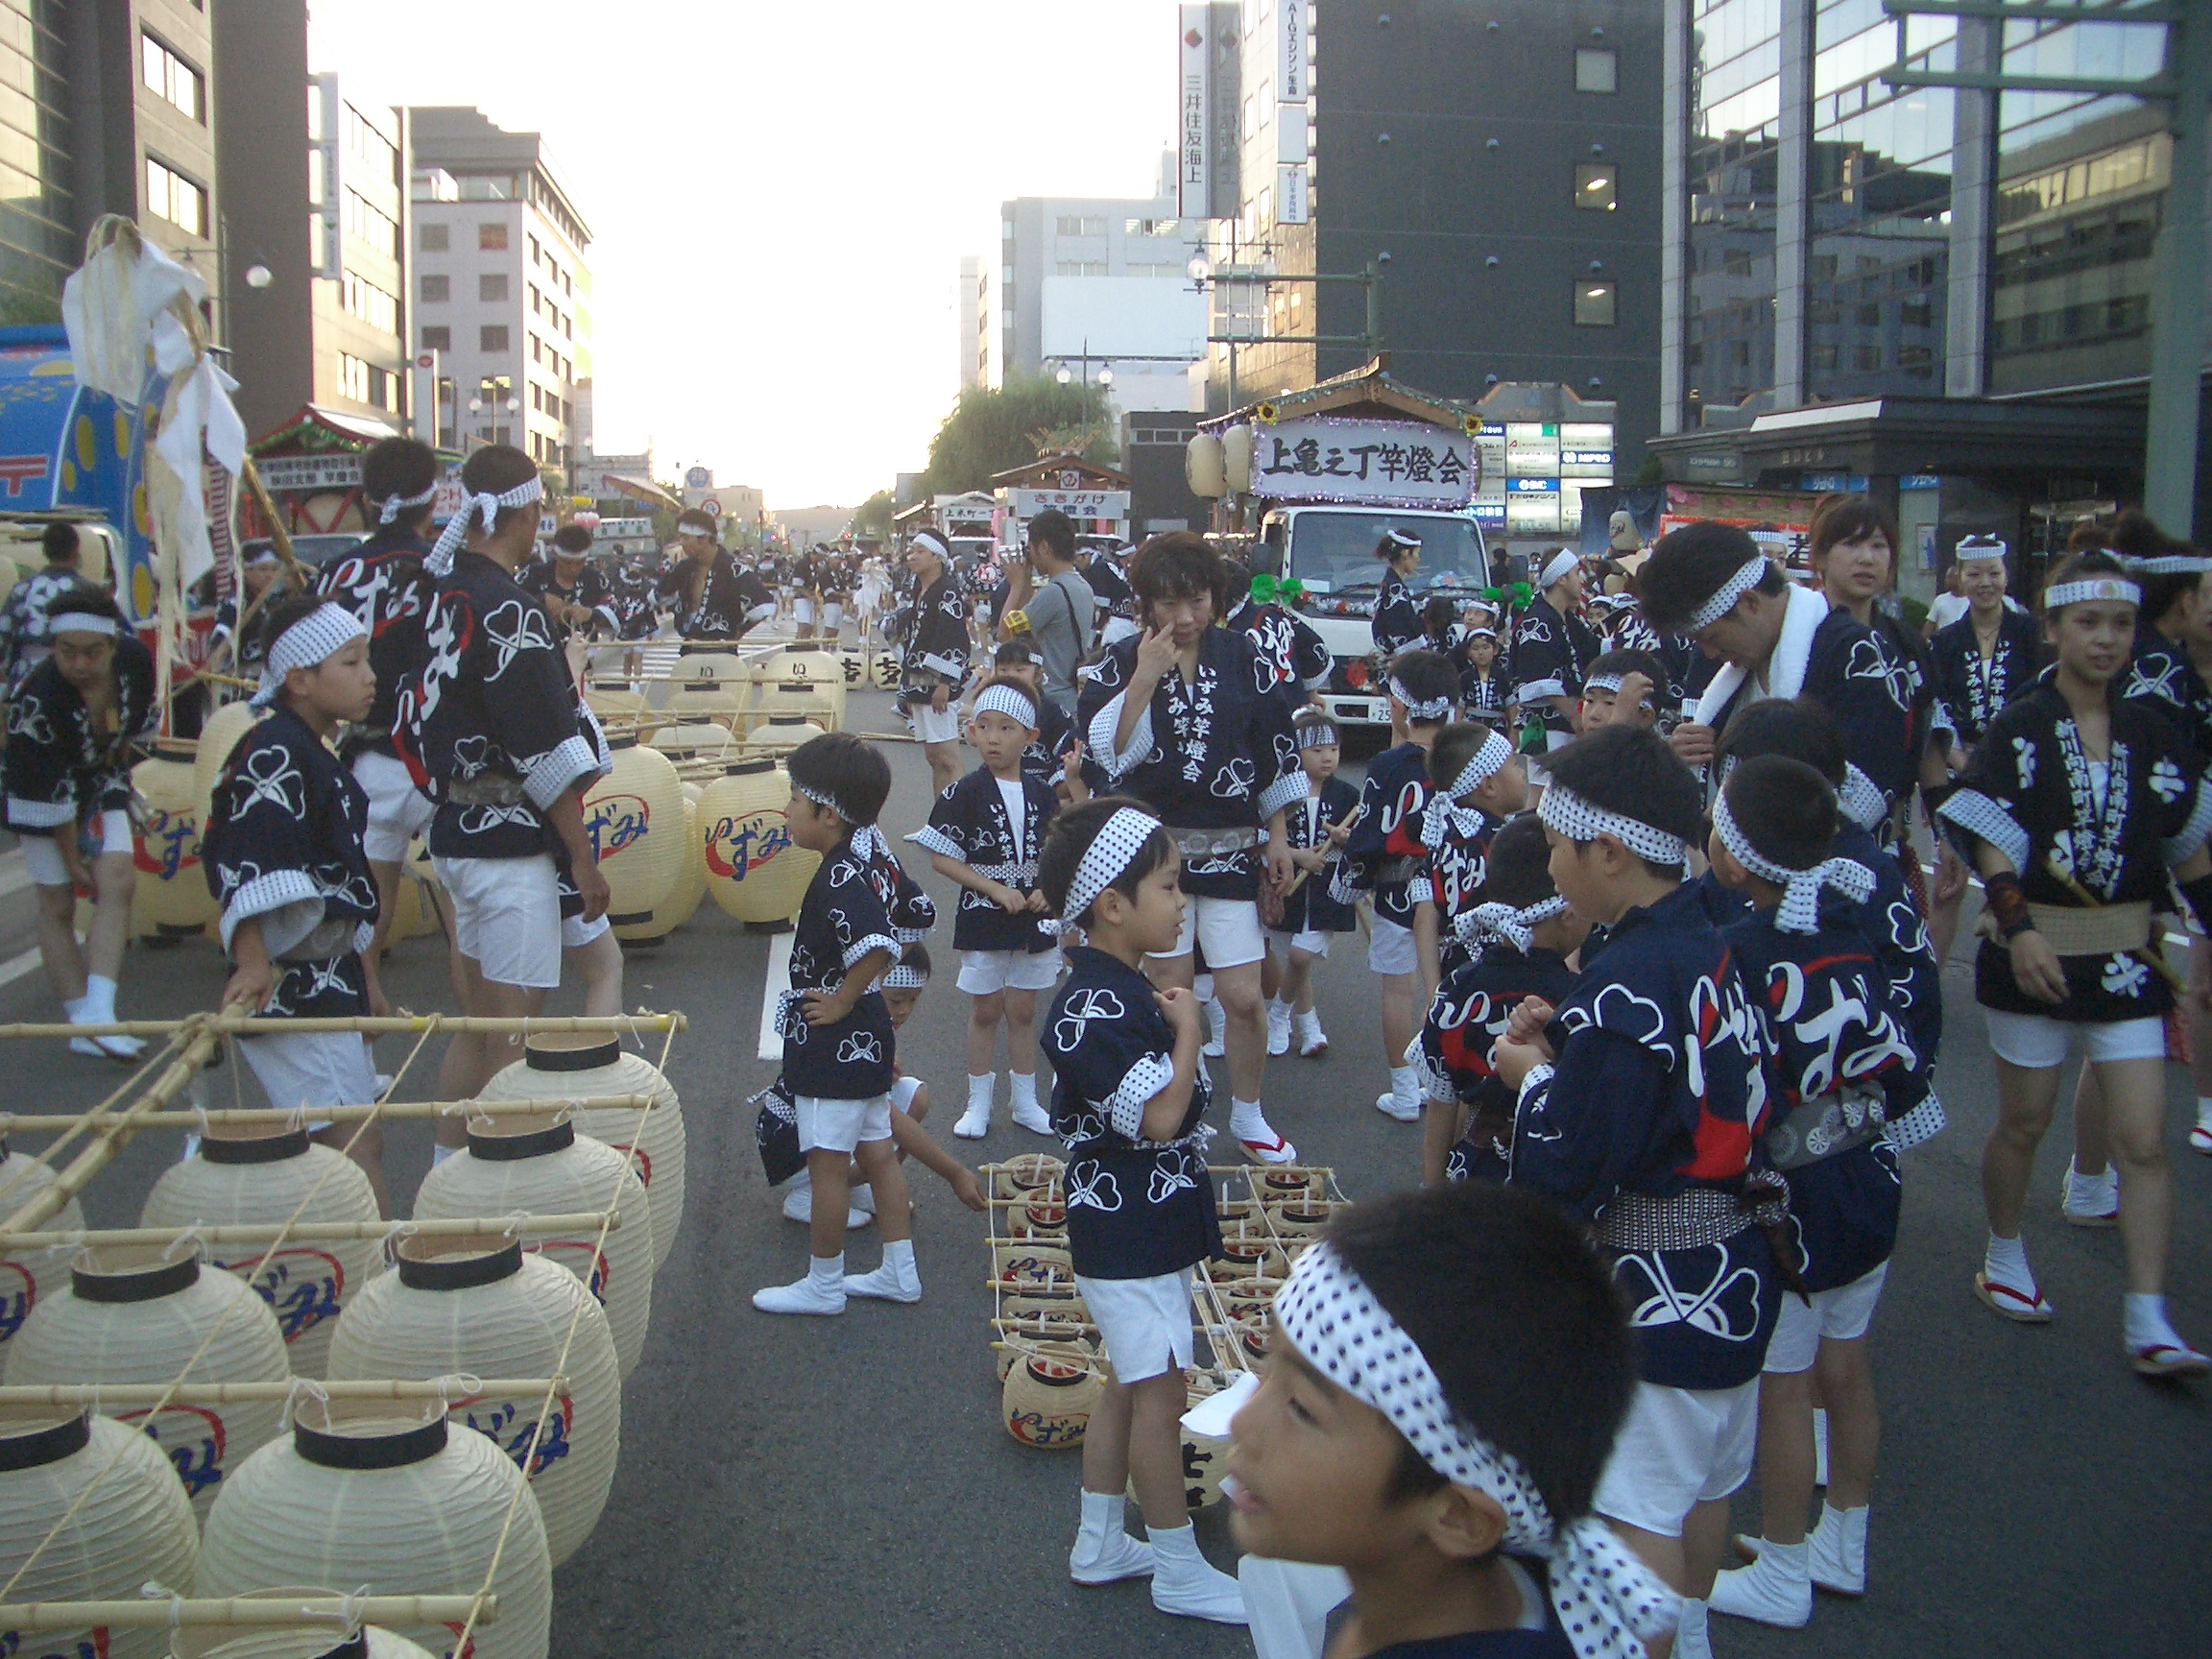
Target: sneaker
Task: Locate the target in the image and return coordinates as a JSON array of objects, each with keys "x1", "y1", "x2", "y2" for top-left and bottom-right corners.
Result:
[
  {"x1": 1709, "y1": 1540, "x2": 1811, "y2": 1628},
  {"x1": 1973, "y1": 1268, "x2": 2055, "y2": 1323},
  {"x1": 1374, "y1": 1090, "x2": 1422, "y2": 1124},
  {"x1": 1297, "y1": 1014, "x2": 1328, "y2": 1057},
  {"x1": 1070, "y1": 1528, "x2": 1155, "y2": 1586},
  {"x1": 1011, "y1": 1097, "x2": 1054, "y2": 1135},
  {"x1": 1265, "y1": 1002, "x2": 1291, "y2": 1057},
  {"x1": 2060, "y1": 1157, "x2": 2119, "y2": 1227}
]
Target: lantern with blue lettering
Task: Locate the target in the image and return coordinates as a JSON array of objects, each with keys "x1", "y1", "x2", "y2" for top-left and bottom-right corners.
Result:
[
  {"x1": 581, "y1": 736, "x2": 685, "y2": 929},
  {"x1": 130, "y1": 746, "x2": 219, "y2": 939},
  {"x1": 191, "y1": 700, "x2": 264, "y2": 829},
  {"x1": 3, "y1": 1244, "x2": 291, "y2": 1520},
  {"x1": 0, "y1": 1148, "x2": 87, "y2": 1360},
  {"x1": 613, "y1": 797, "x2": 705, "y2": 947},
  {"x1": 326, "y1": 1236, "x2": 622, "y2": 1568},
  {"x1": 137, "y1": 1123, "x2": 382, "y2": 1379},
  {"x1": 697, "y1": 759, "x2": 818, "y2": 926},
  {"x1": 1000, "y1": 1341, "x2": 1104, "y2": 1449}
]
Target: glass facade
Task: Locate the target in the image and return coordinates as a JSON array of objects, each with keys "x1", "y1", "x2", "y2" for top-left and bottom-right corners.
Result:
[
  {"x1": 0, "y1": 0, "x2": 73, "y2": 325},
  {"x1": 1685, "y1": 0, "x2": 1782, "y2": 421}
]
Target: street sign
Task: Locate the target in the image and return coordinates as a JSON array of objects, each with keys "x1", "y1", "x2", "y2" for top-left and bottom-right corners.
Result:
[
  {"x1": 703, "y1": 498, "x2": 722, "y2": 517},
  {"x1": 685, "y1": 466, "x2": 711, "y2": 489}
]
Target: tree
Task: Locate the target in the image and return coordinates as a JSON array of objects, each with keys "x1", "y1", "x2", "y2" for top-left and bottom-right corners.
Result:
[
  {"x1": 917, "y1": 372, "x2": 1118, "y2": 497},
  {"x1": 852, "y1": 490, "x2": 895, "y2": 539}
]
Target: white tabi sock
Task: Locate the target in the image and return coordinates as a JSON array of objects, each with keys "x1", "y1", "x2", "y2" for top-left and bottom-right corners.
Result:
[{"x1": 1984, "y1": 1231, "x2": 2033, "y2": 1293}]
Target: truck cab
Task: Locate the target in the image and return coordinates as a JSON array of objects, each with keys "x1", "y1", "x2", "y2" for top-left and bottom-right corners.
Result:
[{"x1": 1252, "y1": 503, "x2": 1493, "y2": 731}]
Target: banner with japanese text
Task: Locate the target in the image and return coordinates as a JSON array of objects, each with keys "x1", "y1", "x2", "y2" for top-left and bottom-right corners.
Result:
[{"x1": 1244, "y1": 416, "x2": 1479, "y2": 509}]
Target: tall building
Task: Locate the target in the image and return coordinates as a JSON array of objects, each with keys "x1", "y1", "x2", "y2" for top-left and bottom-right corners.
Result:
[
  {"x1": 1651, "y1": 2, "x2": 2210, "y2": 569},
  {"x1": 1182, "y1": 1, "x2": 1664, "y2": 470},
  {"x1": 982, "y1": 151, "x2": 1211, "y2": 413},
  {"x1": 407, "y1": 107, "x2": 591, "y2": 474},
  {"x1": 0, "y1": 2, "x2": 221, "y2": 326},
  {"x1": 957, "y1": 255, "x2": 983, "y2": 389}
]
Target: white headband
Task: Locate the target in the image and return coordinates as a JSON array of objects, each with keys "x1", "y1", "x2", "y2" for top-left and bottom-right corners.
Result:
[
  {"x1": 2129, "y1": 554, "x2": 2212, "y2": 576},
  {"x1": 1382, "y1": 528, "x2": 1421, "y2": 553},
  {"x1": 974, "y1": 684, "x2": 1040, "y2": 728},
  {"x1": 1275, "y1": 1244, "x2": 1679, "y2": 1659},
  {"x1": 1466, "y1": 626, "x2": 1499, "y2": 641},
  {"x1": 1539, "y1": 549, "x2": 1580, "y2": 589},
  {"x1": 1388, "y1": 678, "x2": 1455, "y2": 722},
  {"x1": 251, "y1": 603, "x2": 367, "y2": 707},
  {"x1": 794, "y1": 780, "x2": 889, "y2": 866},
  {"x1": 910, "y1": 531, "x2": 950, "y2": 561},
  {"x1": 1711, "y1": 789, "x2": 1874, "y2": 935},
  {"x1": 427, "y1": 474, "x2": 543, "y2": 576},
  {"x1": 47, "y1": 610, "x2": 118, "y2": 637},
  {"x1": 1537, "y1": 781, "x2": 1687, "y2": 866},
  {"x1": 881, "y1": 964, "x2": 928, "y2": 990},
  {"x1": 1582, "y1": 673, "x2": 1653, "y2": 709},
  {"x1": 1456, "y1": 894, "x2": 1571, "y2": 955},
  {"x1": 376, "y1": 482, "x2": 439, "y2": 525},
  {"x1": 1685, "y1": 556, "x2": 1771, "y2": 633},
  {"x1": 1048, "y1": 806, "x2": 1162, "y2": 934},
  {"x1": 2044, "y1": 577, "x2": 2139, "y2": 611},
  {"x1": 1952, "y1": 536, "x2": 2007, "y2": 564},
  {"x1": 1444, "y1": 728, "x2": 1515, "y2": 802}
]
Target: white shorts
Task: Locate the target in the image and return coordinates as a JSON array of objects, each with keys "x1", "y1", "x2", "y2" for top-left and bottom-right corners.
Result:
[
  {"x1": 891, "y1": 1074, "x2": 924, "y2": 1115},
  {"x1": 796, "y1": 1094, "x2": 893, "y2": 1154},
  {"x1": 563, "y1": 912, "x2": 613, "y2": 950},
  {"x1": 1764, "y1": 1262, "x2": 1889, "y2": 1375},
  {"x1": 351, "y1": 751, "x2": 436, "y2": 865},
  {"x1": 957, "y1": 948, "x2": 1061, "y2": 995},
  {"x1": 1983, "y1": 1009, "x2": 2166, "y2": 1069},
  {"x1": 1592, "y1": 1379, "x2": 1762, "y2": 1537},
  {"x1": 1101, "y1": 617, "x2": 1141, "y2": 648},
  {"x1": 1368, "y1": 915, "x2": 1418, "y2": 977},
  {"x1": 19, "y1": 809, "x2": 132, "y2": 885},
  {"x1": 1148, "y1": 893, "x2": 1266, "y2": 970},
  {"x1": 823, "y1": 604, "x2": 844, "y2": 629},
  {"x1": 237, "y1": 1029, "x2": 379, "y2": 1133},
  {"x1": 794, "y1": 597, "x2": 816, "y2": 624},
  {"x1": 433, "y1": 854, "x2": 564, "y2": 990},
  {"x1": 1076, "y1": 1268, "x2": 1194, "y2": 1384},
  {"x1": 912, "y1": 703, "x2": 962, "y2": 744},
  {"x1": 1268, "y1": 927, "x2": 1330, "y2": 959}
]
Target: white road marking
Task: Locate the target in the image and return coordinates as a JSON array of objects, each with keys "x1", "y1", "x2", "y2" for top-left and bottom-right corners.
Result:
[
  {"x1": 0, "y1": 946, "x2": 44, "y2": 989},
  {"x1": 757, "y1": 929, "x2": 793, "y2": 1062}
]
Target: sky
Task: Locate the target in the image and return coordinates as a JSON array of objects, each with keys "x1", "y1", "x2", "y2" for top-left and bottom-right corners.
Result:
[{"x1": 309, "y1": 1, "x2": 1183, "y2": 511}]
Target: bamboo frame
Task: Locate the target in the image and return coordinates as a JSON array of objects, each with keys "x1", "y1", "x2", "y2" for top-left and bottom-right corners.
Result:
[
  {"x1": 0, "y1": 1094, "x2": 661, "y2": 1134},
  {"x1": 0, "y1": 1212, "x2": 623, "y2": 1249},
  {"x1": 0, "y1": 1594, "x2": 495, "y2": 1632},
  {"x1": 0, "y1": 1379, "x2": 566, "y2": 1407}
]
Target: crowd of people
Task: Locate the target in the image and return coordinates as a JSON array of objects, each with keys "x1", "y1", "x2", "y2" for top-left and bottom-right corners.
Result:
[{"x1": 4, "y1": 434, "x2": 2209, "y2": 1657}]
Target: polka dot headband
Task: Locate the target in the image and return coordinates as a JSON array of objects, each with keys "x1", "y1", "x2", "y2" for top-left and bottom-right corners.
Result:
[
  {"x1": 1685, "y1": 555, "x2": 1771, "y2": 633},
  {"x1": 1539, "y1": 548, "x2": 1581, "y2": 589},
  {"x1": 1952, "y1": 535, "x2": 2007, "y2": 564},
  {"x1": 1443, "y1": 728, "x2": 1516, "y2": 803},
  {"x1": 2044, "y1": 576, "x2": 2139, "y2": 611},
  {"x1": 1275, "y1": 1243, "x2": 1679, "y2": 1659},
  {"x1": 1456, "y1": 895, "x2": 1571, "y2": 955},
  {"x1": 881, "y1": 963, "x2": 928, "y2": 990},
  {"x1": 375, "y1": 482, "x2": 439, "y2": 525},
  {"x1": 1388, "y1": 678, "x2": 1455, "y2": 723},
  {"x1": 974, "y1": 684, "x2": 1040, "y2": 729},
  {"x1": 427, "y1": 474, "x2": 543, "y2": 576},
  {"x1": 1046, "y1": 806, "x2": 1162, "y2": 935},
  {"x1": 1537, "y1": 781, "x2": 1687, "y2": 867},
  {"x1": 794, "y1": 781, "x2": 889, "y2": 867},
  {"x1": 252, "y1": 603, "x2": 367, "y2": 708},
  {"x1": 1711, "y1": 788, "x2": 1874, "y2": 935}
]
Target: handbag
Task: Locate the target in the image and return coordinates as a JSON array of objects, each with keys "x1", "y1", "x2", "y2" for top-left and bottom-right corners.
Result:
[{"x1": 752, "y1": 1079, "x2": 805, "y2": 1186}]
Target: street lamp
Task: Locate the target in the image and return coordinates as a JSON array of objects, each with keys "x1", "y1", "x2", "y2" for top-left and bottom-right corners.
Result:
[
  {"x1": 245, "y1": 263, "x2": 272, "y2": 290},
  {"x1": 1186, "y1": 254, "x2": 1211, "y2": 283},
  {"x1": 1055, "y1": 366, "x2": 1072, "y2": 385},
  {"x1": 1097, "y1": 368, "x2": 1114, "y2": 388}
]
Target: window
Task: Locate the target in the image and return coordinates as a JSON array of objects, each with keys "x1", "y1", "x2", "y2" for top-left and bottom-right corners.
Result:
[
  {"x1": 421, "y1": 326, "x2": 451, "y2": 352},
  {"x1": 1056, "y1": 215, "x2": 1081, "y2": 236},
  {"x1": 420, "y1": 275, "x2": 449, "y2": 302},
  {"x1": 343, "y1": 191, "x2": 397, "y2": 259},
  {"x1": 478, "y1": 222, "x2": 508, "y2": 251},
  {"x1": 339, "y1": 352, "x2": 370, "y2": 402},
  {"x1": 421, "y1": 222, "x2": 448, "y2": 252},
  {"x1": 145, "y1": 157, "x2": 206, "y2": 236},
  {"x1": 1575, "y1": 279, "x2": 1618, "y2": 326},
  {"x1": 1855, "y1": 302, "x2": 1881, "y2": 325},
  {"x1": 1901, "y1": 300, "x2": 1933, "y2": 327},
  {"x1": 1897, "y1": 346, "x2": 1935, "y2": 375},
  {"x1": 1852, "y1": 344, "x2": 1883, "y2": 371},
  {"x1": 142, "y1": 35, "x2": 204, "y2": 122},
  {"x1": 480, "y1": 325, "x2": 510, "y2": 352},
  {"x1": 1810, "y1": 344, "x2": 1839, "y2": 370},
  {"x1": 479, "y1": 274, "x2": 509, "y2": 301},
  {"x1": 1575, "y1": 163, "x2": 1617, "y2": 211},
  {"x1": 341, "y1": 272, "x2": 397, "y2": 334},
  {"x1": 1055, "y1": 261, "x2": 1108, "y2": 276},
  {"x1": 1575, "y1": 48, "x2": 1617, "y2": 93}
]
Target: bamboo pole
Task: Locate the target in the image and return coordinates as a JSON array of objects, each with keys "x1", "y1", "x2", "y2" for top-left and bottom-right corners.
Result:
[
  {"x1": 0, "y1": 1012, "x2": 686, "y2": 1041},
  {"x1": 0, "y1": 1211, "x2": 623, "y2": 1249},
  {"x1": 0, "y1": 1594, "x2": 496, "y2": 1632},
  {"x1": 0, "y1": 1094, "x2": 659, "y2": 1134},
  {"x1": 0, "y1": 1379, "x2": 567, "y2": 1407}
]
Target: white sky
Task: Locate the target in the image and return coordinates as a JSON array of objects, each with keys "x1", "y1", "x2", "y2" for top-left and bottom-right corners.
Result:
[{"x1": 308, "y1": 1, "x2": 1181, "y2": 511}]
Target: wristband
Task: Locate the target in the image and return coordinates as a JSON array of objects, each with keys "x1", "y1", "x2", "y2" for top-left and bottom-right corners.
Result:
[
  {"x1": 1985, "y1": 870, "x2": 2034, "y2": 939},
  {"x1": 2180, "y1": 874, "x2": 2212, "y2": 936}
]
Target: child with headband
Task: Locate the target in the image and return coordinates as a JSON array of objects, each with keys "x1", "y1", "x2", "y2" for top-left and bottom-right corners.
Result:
[
  {"x1": 1262, "y1": 709, "x2": 1360, "y2": 1059},
  {"x1": 1225, "y1": 1184, "x2": 1676, "y2": 1659},
  {"x1": 1575, "y1": 648, "x2": 1665, "y2": 733},
  {"x1": 1037, "y1": 797, "x2": 1245, "y2": 1624},
  {"x1": 1701, "y1": 756, "x2": 1919, "y2": 1627},
  {"x1": 1408, "y1": 722, "x2": 1529, "y2": 989}
]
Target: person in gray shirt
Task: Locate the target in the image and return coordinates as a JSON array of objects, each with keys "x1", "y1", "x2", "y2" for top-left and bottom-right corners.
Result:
[{"x1": 998, "y1": 508, "x2": 1094, "y2": 714}]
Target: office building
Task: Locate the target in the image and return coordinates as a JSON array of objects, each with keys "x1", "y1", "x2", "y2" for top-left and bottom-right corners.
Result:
[
  {"x1": 957, "y1": 255, "x2": 983, "y2": 389},
  {"x1": 1181, "y1": 1, "x2": 1664, "y2": 471},
  {"x1": 408, "y1": 107, "x2": 591, "y2": 473},
  {"x1": 979, "y1": 151, "x2": 1211, "y2": 413},
  {"x1": 0, "y1": 2, "x2": 220, "y2": 326},
  {"x1": 1649, "y1": 0, "x2": 2209, "y2": 572}
]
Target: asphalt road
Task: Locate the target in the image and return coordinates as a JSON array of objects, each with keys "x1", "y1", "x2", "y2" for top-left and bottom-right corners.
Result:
[{"x1": 0, "y1": 687, "x2": 2205, "y2": 1658}]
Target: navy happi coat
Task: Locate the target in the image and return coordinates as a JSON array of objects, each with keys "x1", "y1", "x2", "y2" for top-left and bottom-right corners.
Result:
[
  {"x1": 1420, "y1": 941, "x2": 1577, "y2": 1185},
  {"x1": 2, "y1": 637, "x2": 158, "y2": 834},
  {"x1": 1407, "y1": 796, "x2": 1503, "y2": 973},
  {"x1": 899, "y1": 573, "x2": 971, "y2": 703},
  {"x1": 655, "y1": 550, "x2": 774, "y2": 642},
  {"x1": 910, "y1": 764, "x2": 1057, "y2": 954},
  {"x1": 1930, "y1": 607, "x2": 2042, "y2": 751},
  {"x1": 1334, "y1": 742, "x2": 1431, "y2": 927},
  {"x1": 775, "y1": 835, "x2": 900, "y2": 1099},
  {"x1": 1370, "y1": 567, "x2": 1424, "y2": 661},
  {"x1": 2120, "y1": 625, "x2": 2212, "y2": 758},
  {"x1": 1273, "y1": 776, "x2": 1360, "y2": 934},
  {"x1": 1510, "y1": 598, "x2": 1599, "y2": 738},
  {"x1": 316, "y1": 522, "x2": 433, "y2": 760}
]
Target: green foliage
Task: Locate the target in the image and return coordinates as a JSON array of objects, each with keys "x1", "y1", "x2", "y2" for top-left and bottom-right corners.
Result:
[
  {"x1": 917, "y1": 372, "x2": 1118, "y2": 497},
  {"x1": 852, "y1": 490, "x2": 895, "y2": 539}
]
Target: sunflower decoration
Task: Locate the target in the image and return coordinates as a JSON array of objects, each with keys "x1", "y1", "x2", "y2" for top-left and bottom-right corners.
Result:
[
  {"x1": 1460, "y1": 413, "x2": 1481, "y2": 438},
  {"x1": 1255, "y1": 401, "x2": 1280, "y2": 424}
]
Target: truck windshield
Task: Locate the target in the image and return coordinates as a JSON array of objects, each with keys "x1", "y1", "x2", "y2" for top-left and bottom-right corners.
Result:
[{"x1": 1286, "y1": 513, "x2": 1488, "y2": 595}]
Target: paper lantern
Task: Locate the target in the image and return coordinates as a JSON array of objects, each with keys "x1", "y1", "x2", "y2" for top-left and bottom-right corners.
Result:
[
  {"x1": 665, "y1": 653, "x2": 748, "y2": 730},
  {"x1": 583, "y1": 685, "x2": 649, "y2": 726},
  {"x1": 743, "y1": 714, "x2": 826, "y2": 757},
  {"x1": 1186, "y1": 433, "x2": 1226, "y2": 499},
  {"x1": 137, "y1": 1125, "x2": 382, "y2": 1380},
  {"x1": 326, "y1": 1238, "x2": 622, "y2": 1568},
  {"x1": 1257, "y1": 1168, "x2": 1323, "y2": 1204},
  {"x1": 580, "y1": 738, "x2": 685, "y2": 927},
  {"x1": 745, "y1": 675, "x2": 840, "y2": 734},
  {"x1": 697, "y1": 760, "x2": 817, "y2": 926},
  {"x1": 410, "y1": 1115, "x2": 653, "y2": 1378},
  {"x1": 0, "y1": 1411, "x2": 201, "y2": 1659},
  {"x1": 478, "y1": 1033, "x2": 685, "y2": 1270},
  {"x1": 1208, "y1": 1227, "x2": 1287, "y2": 1282},
  {"x1": 5, "y1": 1245, "x2": 292, "y2": 1519},
  {"x1": 192, "y1": 702, "x2": 264, "y2": 827},
  {"x1": 992, "y1": 1153, "x2": 1063, "y2": 1203},
  {"x1": 613, "y1": 798, "x2": 705, "y2": 947},
  {"x1": 0, "y1": 1147, "x2": 88, "y2": 1358},
  {"x1": 195, "y1": 1400, "x2": 552, "y2": 1659},
  {"x1": 994, "y1": 1316, "x2": 1091, "y2": 1382},
  {"x1": 1001, "y1": 1343, "x2": 1102, "y2": 1448},
  {"x1": 1271, "y1": 1199, "x2": 1334, "y2": 1238},
  {"x1": 649, "y1": 719, "x2": 736, "y2": 768},
  {"x1": 131, "y1": 750, "x2": 218, "y2": 939},
  {"x1": 169, "y1": 1591, "x2": 440, "y2": 1658},
  {"x1": 992, "y1": 1243, "x2": 1074, "y2": 1290},
  {"x1": 1222, "y1": 424, "x2": 1257, "y2": 494}
]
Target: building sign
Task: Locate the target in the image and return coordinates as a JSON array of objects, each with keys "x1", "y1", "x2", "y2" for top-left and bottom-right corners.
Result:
[
  {"x1": 1504, "y1": 423, "x2": 1561, "y2": 477},
  {"x1": 1506, "y1": 476, "x2": 1560, "y2": 534},
  {"x1": 1009, "y1": 488, "x2": 1131, "y2": 520},
  {"x1": 1658, "y1": 484, "x2": 1818, "y2": 571},
  {"x1": 1801, "y1": 472, "x2": 1868, "y2": 493},
  {"x1": 1276, "y1": 164, "x2": 1309, "y2": 226},
  {"x1": 1178, "y1": 6, "x2": 1212, "y2": 220},
  {"x1": 1277, "y1": 0, "x2": 1306, "y2": 100},
  {"x1": 257, "y1": 454, "x2": 363, "y2": 493},
  {"x1": 1246, "y1": 417, "x2": 1478, "y2": 509},
  {"x1": 1480, "y1": 422, "x2": 1614, "y2": 535}
]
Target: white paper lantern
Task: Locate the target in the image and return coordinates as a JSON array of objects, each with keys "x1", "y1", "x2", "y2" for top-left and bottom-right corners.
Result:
[
  {"x1": 476, "y1": 1034, "x2": 685, "y2": 1271},
  {"x1": 0, "y1": 1146, "x2": 89, "y2": 1359},
  {"x1": 0, "y1": 1411, "x2": 201, "y2": 1659},
  {"x1": 196, "y1": 1401, "x2": 552, "y2": 1659},
  {"x1": 138, "y1": 1127, "x2": 382, "y2": 1380},
  {"x1": 5, "y1": 1246, "x2": 292, "y2": 1520},
  {"x1": 169, "y1": 1590, "x2": 440, "y2": 1659},
  {"x1": 410, "y1": 1118, "x2": 653, "y2": 1377},
  {"x1": 326, "y1": 1237, "x2": 621, "y2": 1568}
]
